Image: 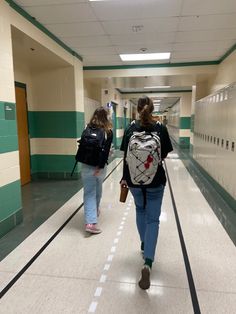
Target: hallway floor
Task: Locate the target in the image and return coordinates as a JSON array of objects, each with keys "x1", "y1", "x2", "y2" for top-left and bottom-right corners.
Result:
[
  {"x1": 0, "y1": 154, "x2": 121, "y2": 261},
  {"x1": 0, "y1": 154, "x2": 235, "y2": 313}
]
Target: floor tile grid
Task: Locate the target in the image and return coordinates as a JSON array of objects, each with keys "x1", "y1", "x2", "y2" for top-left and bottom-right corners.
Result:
[
  {"x1": 0, "y1": 160, "x2": 192, "y2": 314},
  {"x1": 92, "y1": 177, "x2": 193, "y2": 314},
  {"x1": 0, "y1": 159, "x2": 122, "y2": 290},
  {"x1": 0, "y1": 162, "x2": 131, "y2": 313},
  {"x1": 165, "y1": 158, "x2": 236, "y2": 314}
]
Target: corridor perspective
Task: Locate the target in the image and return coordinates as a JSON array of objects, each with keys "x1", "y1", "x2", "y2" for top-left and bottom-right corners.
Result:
[{"x1": 0, "y1": 0, "x2": 236, "y2": 313}]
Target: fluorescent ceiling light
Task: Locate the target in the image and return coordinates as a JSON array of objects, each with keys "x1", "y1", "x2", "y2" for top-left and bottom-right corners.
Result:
[
  {"x1": 120, "y1": 52, "x2": 170, "y2": 61},
  {"x1": 144, "y1": 86, "x2": 171, "y2": 89}
]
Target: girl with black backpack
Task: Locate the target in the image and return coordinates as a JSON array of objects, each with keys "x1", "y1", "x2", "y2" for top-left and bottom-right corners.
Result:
[{"x1": 78, "y1": 107, "x2": 113, "y2": 234}]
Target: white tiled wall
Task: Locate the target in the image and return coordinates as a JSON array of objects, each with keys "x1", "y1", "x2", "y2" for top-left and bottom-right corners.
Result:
[
  {"x1": 0, "y1": 0, "x2": 85, "y2": 188},
  {"x1": 84, "y1": 97, "x2": 100, "y2": 124},
  {"x1": 193, "y1": 82, "x2": 236, "y2": 199},
  {"x1": 167, "y1": 100, "x2": 180, "y2": 143},
  {"x1": 0, "y1": 2, "x2": 15, "y2": 103},
  {"x1": 168, "y1": 100, "x2": 180, "y2": 127},
  {"x1": 31, "y1": 67, "x2": 76, "y2": 111},
  {"x1": 30, "y1": 138, "x2": 77, "y2": 155},
  {"x1": 0, "y1": 152, "x2": 20, "y2": 188}
]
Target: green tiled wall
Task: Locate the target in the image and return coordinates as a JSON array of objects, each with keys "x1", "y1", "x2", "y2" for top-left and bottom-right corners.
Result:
[
  {"x1": 0, "y1": 180, "x2": 22, "y2": 238},
  {"x1": 116, "y1": 137, "x2": 123, "y2": 148},
  {"x1": 28, "y1": 111, "x2": 85, "y2": 138},
  {"x1": 180, "y1": 117, "x2": 191, "y2": 129},
  {"x1": 116, "y1": 116, "x2": 124, "y2": 130},
  {"x1": 28, "y1": 111, "x2": 84, "y2": 177},
  {"x1": 179, "y1": 137, "x2": 190, "y2": 148},
  {"x1": 0, "y1": 101, "x2": 18, "y2": 153},
  {"x1": 31, "y1": 154, "x2": 81, "y2": 179}
]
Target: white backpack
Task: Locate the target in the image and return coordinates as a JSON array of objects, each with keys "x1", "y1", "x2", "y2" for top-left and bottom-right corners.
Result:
[{"x1": 126, "y1": 124, "x2": 161, "y2": 185}]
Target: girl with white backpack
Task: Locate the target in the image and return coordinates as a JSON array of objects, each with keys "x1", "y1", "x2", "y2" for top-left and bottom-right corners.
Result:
[{"x1": 120, "y1": 96, "x2": 173, "y2": 289}]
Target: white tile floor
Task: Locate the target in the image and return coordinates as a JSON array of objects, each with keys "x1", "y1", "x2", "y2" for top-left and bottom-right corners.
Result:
[{"x1": 0, "y1": 157, "x2": 235, "y2": 313}]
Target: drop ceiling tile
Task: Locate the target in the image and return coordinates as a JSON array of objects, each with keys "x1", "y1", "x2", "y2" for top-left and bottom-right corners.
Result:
[
  {"x1": 173, "y1": 40, "x2": 234, "y2": 52},
  {"x1": 109, "y1": 32, "x2": 176, "y2": 45},
  {"x1": 182, "y1": 0, "x2": 236, "y2": 15},
  {"x1": 171, "y1": 50, "x2": 222, "y2": 59},
  {"x1": 74, "y1": 46, "x2": 117, "y2": 56},
  {"x1": 83, "y1": 60, "x2": 123, "y2": 66},
  {"x1": 90, "y1": 0, "x2": 183, "y2": 20},
  {"x1": 171, "y1": 57, "x2": 220, "y2": 63},
  {"x1": 115, "y1": 43, "x2": 173, "y2": 54},
  {"x1": 83, "y1": 54, "x2": 122, "y2": 65},
  {"x1": 16, "y1": 0, "x2": 87, "y2": 5},
  {"x1": 45, "y1": 22, "x2": 105, "y2": 37},
  {"x1": 175, "y1": 29, "x2": 236, "y2": 42},
  {"x1": 102, "y1": 17, "x2": 179, "y2": 35},
  {"x1": 179, "y1": 14, "x2": 236, "y2": 31},
  {"x1": 22, "y1": 3, "x2": 96, "y2": 24},
  {"x1": 60, "y1": 35, "x2": 111, "y2": 48}
]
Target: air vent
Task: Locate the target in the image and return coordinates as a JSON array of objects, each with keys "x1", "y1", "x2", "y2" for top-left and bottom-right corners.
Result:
[{"x1": 132, "y1": 25, "x2": 143, "y2": 32}]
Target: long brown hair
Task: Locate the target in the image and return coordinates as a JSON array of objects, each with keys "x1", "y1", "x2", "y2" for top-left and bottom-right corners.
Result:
[
  {"x1": 137, "y1": 96, "x2": 154, "y2": 127},
  {"x1": 89, "y1": 106, "x2": 112, "y2": 133}
]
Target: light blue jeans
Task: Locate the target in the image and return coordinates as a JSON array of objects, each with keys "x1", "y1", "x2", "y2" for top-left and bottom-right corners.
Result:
[
  {"x1": 81, "y1": 164, "x2": 107, "y2": 224},
  {"x1": 130, "y1": 185, "x2": 165, "y2": 261}
]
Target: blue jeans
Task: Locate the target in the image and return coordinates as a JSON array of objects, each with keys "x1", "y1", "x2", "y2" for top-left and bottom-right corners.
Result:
[
  {"x1": 81, "y1": 164, "x2": 107, "y2": 224},
  {"x1": 130, "y1": 185, "x2": 165, "y2": 261}
]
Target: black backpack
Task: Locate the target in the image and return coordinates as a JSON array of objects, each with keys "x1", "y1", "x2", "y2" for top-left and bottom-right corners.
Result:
[{"x1": 75, "y1": 125, "x2": 106, "y2": 167}]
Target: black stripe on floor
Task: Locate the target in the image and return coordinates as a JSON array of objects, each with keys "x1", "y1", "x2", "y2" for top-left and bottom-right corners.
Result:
[
  {"x1": 165, "y1": 161, "x2": 201, "y2": 314},
  {"x1": 0, "y1": 160, "x2": 122, "y2": 299}
]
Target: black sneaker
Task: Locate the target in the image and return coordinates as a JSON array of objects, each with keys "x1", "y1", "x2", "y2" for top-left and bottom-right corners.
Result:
[{"x1": 138, "y1": 265, "x2": 151, "y2": 290}]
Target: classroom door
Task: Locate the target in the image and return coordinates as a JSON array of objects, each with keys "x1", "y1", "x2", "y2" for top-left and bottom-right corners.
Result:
[{"x1": 15, "y1": 85, "x2": 31, "y2": 185}]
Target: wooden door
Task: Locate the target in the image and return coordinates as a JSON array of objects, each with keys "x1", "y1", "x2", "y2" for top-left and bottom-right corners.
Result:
[{"x1": 15, "y1": 85, "x2": 31, "y2": 185}]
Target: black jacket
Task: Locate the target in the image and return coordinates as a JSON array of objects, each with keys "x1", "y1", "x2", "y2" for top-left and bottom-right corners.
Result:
[{"x1": 120, "y1": 121, "x2": 173, "y2": 188}]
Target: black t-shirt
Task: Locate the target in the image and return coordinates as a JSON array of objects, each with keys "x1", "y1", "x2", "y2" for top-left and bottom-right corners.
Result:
[{"x1": 120, "y1": 120, "x2": 173, "y2": 188}]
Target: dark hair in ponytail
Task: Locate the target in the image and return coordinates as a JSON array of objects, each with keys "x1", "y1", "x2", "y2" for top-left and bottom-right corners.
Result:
[{"x1": 137, "y1": 96, "x2": 154, "y2": 127}]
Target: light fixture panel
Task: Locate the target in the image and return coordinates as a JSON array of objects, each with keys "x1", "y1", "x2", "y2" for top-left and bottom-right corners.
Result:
[{"x1": 120, "y1": 53, "x2": 170, "y2": 61}]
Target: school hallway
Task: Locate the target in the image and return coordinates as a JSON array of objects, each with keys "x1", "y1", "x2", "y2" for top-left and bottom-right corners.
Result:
[{"x1": 0, "y1": 152, "x2": 235, "y2": 314}]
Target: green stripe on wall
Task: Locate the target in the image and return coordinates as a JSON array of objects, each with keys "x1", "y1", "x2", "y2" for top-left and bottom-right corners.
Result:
[
  {"x1": 179, "y1": 137, "x2": 190, "y2": 148},
  {"x1": 116, "y1": 117, "x2": 131, "y2": 130},
  {"x1": 180, "y1": 117, "x2": 191, "y2": 129},
  {"x1": 0, "y1": 101, "x2": 18, "y2": 153},
  {"x1": 28, "y1": 111, "x2": 85, "y2": 138},
  {"x1": 84, "y1": 61, "x2": 219, "y2": 70},
  {"x1": 116, "y1": 117, "x2": 124, "y2": 130},
  {"x1": 0, "y1": 208, "x2": 22, "y2": 238},
  {"x1": 31, "y1": 154, "x2": 80, "y2": 174},
  {"x1": 0, "y1": 180, "x2": 22, "y2": 221},
  {"x1": 116, "y1": 137, "x2": 123, "y2": 148}
]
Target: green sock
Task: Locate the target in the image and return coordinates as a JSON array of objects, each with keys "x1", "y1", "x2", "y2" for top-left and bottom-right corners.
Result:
[{"x1": 144, "y1": 258, "x2": 152, "y2": 269}]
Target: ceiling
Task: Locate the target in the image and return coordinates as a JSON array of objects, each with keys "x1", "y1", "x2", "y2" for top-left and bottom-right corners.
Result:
[
  {"x1": 130, "y1": 96, "x2": 180, "y2": 113},
  {"x1": 11, "y1": 27, "x2": 71, "y2": 71},
  {"x1": 14, "y1": 0, "x2": 236, "y2": 66}
]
